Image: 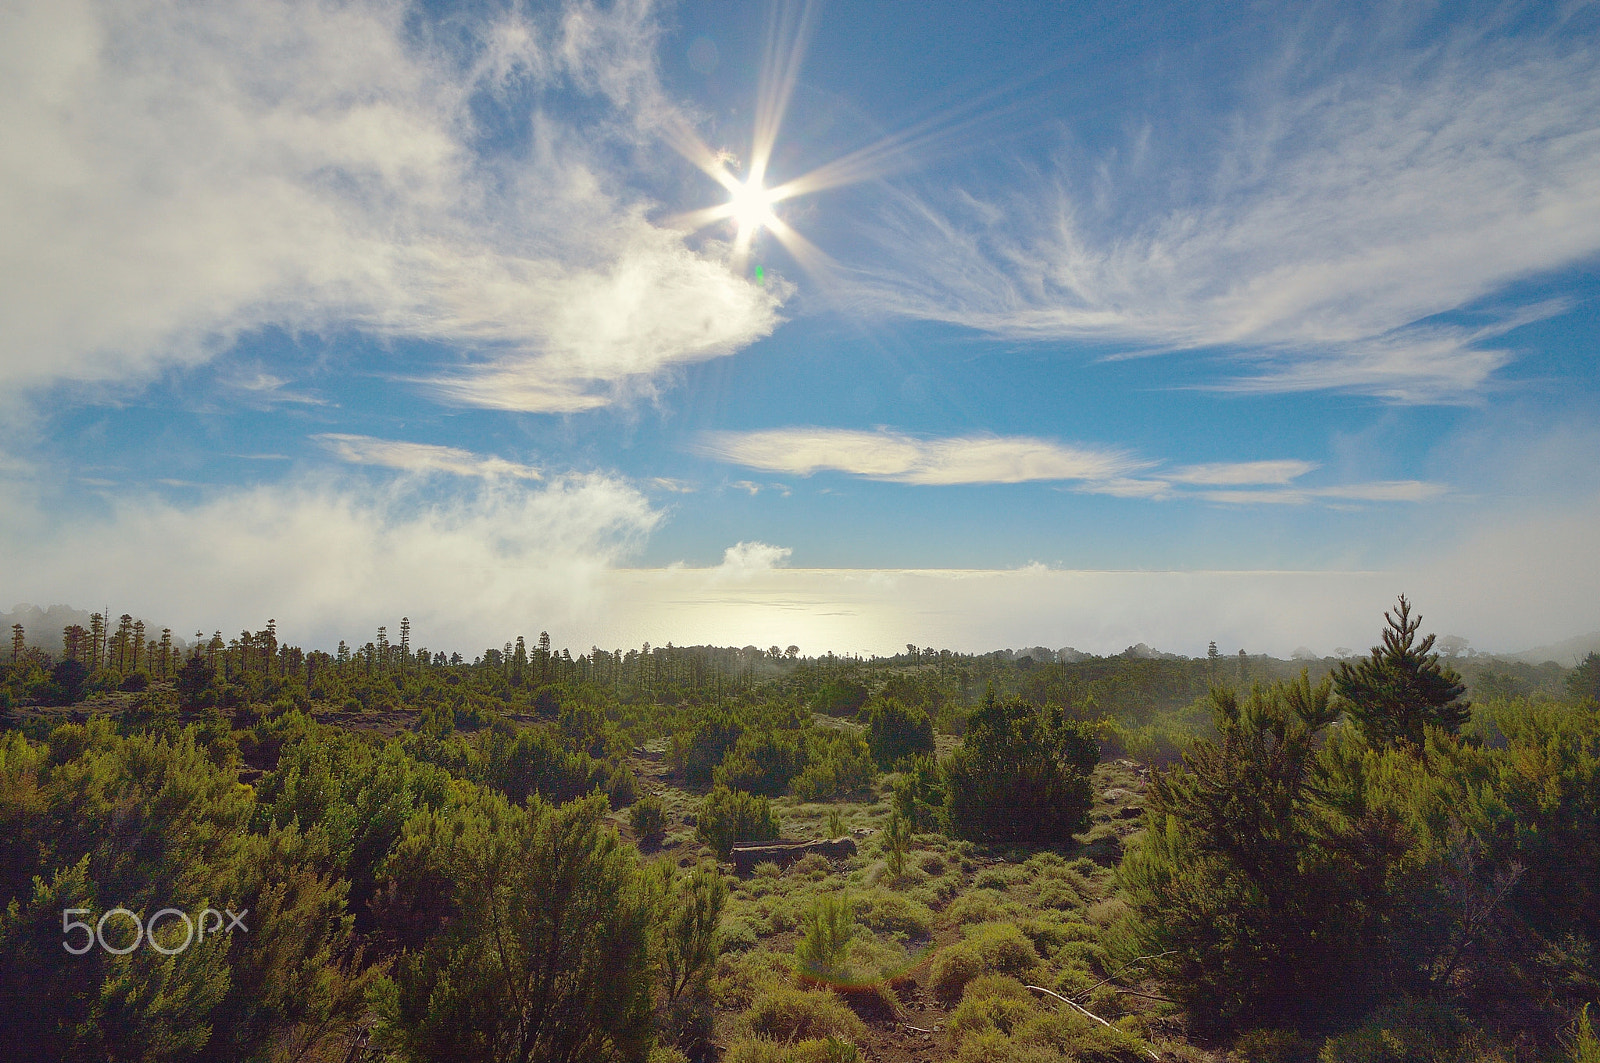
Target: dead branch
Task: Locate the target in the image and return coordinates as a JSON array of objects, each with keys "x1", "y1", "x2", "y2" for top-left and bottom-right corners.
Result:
[{"x1": 1026, "y1": 985, "x2": 1161, "y2": 1061}]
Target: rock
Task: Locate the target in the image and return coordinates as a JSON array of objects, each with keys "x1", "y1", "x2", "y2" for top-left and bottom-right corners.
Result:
[{"x1": 729, "y1": 836, "x2": 857, "y2": 876}]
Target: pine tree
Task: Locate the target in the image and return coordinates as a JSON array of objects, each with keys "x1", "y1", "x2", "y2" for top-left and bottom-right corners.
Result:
[
  {"x1": 399, "y1": 617, "x2": 410, "y2": 674},
  {"x1": 114, "y1": 614, "x2": 134, "y2": 674},
  {"x1": 9, "y1": 623, "x2": 22, "y2": 664},
  {"x1": 1334, "y1": 595, "x2": 1469, "y2": 747},
  {"x1": 88, "y1": 614, "x2": 106, "y2": 672}
]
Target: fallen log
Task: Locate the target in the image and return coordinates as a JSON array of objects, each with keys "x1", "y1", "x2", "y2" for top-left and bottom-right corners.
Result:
[{"x1": 730, "y1": 836, "x2": 857, "y2": 876}]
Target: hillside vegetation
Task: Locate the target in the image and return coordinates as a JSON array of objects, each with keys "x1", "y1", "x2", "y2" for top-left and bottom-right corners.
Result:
[{"x1": 2, "y1": 601, "x2": 1599, "y2": 1063}]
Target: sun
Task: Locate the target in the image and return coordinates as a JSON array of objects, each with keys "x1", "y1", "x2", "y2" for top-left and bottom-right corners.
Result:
[{"x1": 728, "y1": 177, "x2": 779, "y2": 235}]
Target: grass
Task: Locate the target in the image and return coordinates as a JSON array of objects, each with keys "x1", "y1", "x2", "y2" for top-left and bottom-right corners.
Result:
[{"x1": 632, "y1": 750, "x2": 1167, "y2": 1063}]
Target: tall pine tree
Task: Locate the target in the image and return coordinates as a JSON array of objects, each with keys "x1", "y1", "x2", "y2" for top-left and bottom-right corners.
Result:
[{"x1": 1334, "y1": 595, "x2": 1469, "y2": 746}]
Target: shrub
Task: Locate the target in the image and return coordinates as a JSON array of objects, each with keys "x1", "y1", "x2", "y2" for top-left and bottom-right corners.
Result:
[
  {"x1": 946, "y1": 890, "x2": 1008, "y2": 926},
  {"x1": 630, "y1": 794, "x2": 667, "y2": 841},
  {"x1": 892, "y1": 753, "x2": 948, "y2": 831},
  {"x1": 1120, "y1": 674, "x2": 1378, "y2": 1034},
  {"x1": 726, "y1": 1037, "x2": 862, "y2": 1063},
  {"x1": 672, "y1": 709, "x2": 744, "y2": 788},
  {"x1": 882, "y1": 809, "x2": 911, "y2": 877},
  {"x1": 719, "y1": 918, "x2": 760, "y2": 953},
  {"x1": 945, "y1": 692, "x2": 1097, "y2": 846},
  {"x1": 795, "y1": 893, "x2": 856, "y2": 982},
  {"x1": 698, "y1": 785, "x2": 780, "y2": 858},
  {"x1": 973, "y1": 865, "x2": 1027, "y2": 891},
  {"x1": 1232, "y1": 1029, "x2": 1307, "y2": 1063},
  {"x1": 856, "y1": 891, "x2": 934, "y2": 939},
  {"x1": 791, "y1": 735, "x2": 875, "y2": 801},
  {"x1": 952, "y1": 974, "x2": 1038, "y2": 1036},
  {"x1": 46, "y1": 659, "x2": 89, "y2": 705},
  {"x1": 826, "y1": 809, "x2": 846, "y2": 838},
  {"x1": 931, "y1": 922, "x2": 1041, "y2": 1003},
  {"x1": 381, "y1": 793, "x2": 656, "y2": 1063},
  {"x1": 811, "y1": 679, "x2": 869, "y2": 717},
  {"x1": 606, "y1": 764, "x2": 638, "y2": 807},
  {"x1": 863, "y1": 698, "x2": 935, "y2": 769},
  {"x1": 739, "y1": 986, "x2": 867, "y2": 1044},
  {"x1": 479, "y1": 724, "x2": 598, "y2": 805},
  {"x1": 658, "y1": 863, "x2": 729, "y2": 1005},
  {"x1": 715, "y1": 728, "x2": 806, "y2": 797},
  {"x1": 1570, "y1": 1005, "x2": 1600, "y2": 1063}
]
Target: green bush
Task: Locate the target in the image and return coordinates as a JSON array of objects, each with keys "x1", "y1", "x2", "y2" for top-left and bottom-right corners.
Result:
[
  {"x1": 1120, "y1": 674, "x2": 1358, "y2": 1034},
  {"x1": 606, "y1": 763, "x2": 638, "y2": 807},
  {"x1": 739, "y1": 986, "x2": 868, "y2": 1043},
  {"x1": 715, "y1": 728, "x2": 806, "y2": 797},
  {"x1": 630, "y1": 793, "x2": 667, "y2": 841},
  {"x1": 811, "y1": 679, "x2": 869, "y2": 717},
  {"x1": 891, "y1": 753, "x2": 948, "y2": 832},
  {"x1": 791, "y1": 734, "x2": 876, "y2": 801},
  {"x1": 863, "y1": 698, "x2": 935, "y2": 769},
  {"x1": 951, "y1": 974, "x2": 1038, "y2": 1035},
  {"x1": 1570, "y1": 1005, "x2": 1600, "y2": 1063},
  {"x1": 945, "y1": 692, "x2": 1097, "y2": 846},
  {"x1": 380, "y1": 792, "x2": 655, "y2": 1063},
  {"x1": 698, "y1": 785, "x2": 780, "y2": 858},
  {"x1": 1232, "y1": 1028, "x2": 1308, "y2": 1063},
  {"x1": 672, "y1": 709, "x2": 744, "y2": 788},
  {"x1": 931, "y1": 922, "x2": 1041, "y2": 1003},
  {"x1": 795, "y1": 892, "x2": 857, "y2": 982},
  {"x1": 856, "y1": 891, "x2": 934, "y2": 939}
]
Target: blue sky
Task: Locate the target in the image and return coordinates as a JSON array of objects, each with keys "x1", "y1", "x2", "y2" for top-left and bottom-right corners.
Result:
[{"x1": 2, "y1": 0, "x2": 1598, "y2": 657}]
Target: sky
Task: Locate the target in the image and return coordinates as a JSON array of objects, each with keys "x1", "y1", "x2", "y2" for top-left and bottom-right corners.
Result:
[{"x1": 2, "y1": 0, "x2": 1598, "y2": 659}]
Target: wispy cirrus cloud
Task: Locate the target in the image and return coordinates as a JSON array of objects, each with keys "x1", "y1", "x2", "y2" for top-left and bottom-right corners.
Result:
[
  {"x1": 0, "y1": 0, "x2": 778, "y2": 412},
  {"x1": 695, "y1": 427, "x2": 1141, "y2": 485},
  {"x1": 1198, "y1": 481, "x2": 1449, "y2": 506},
  {"x1": 315, "y1": 434, "x2": 543, "y2": 481},
  {"x1": 1169, "y1": 460, "x2": 1319, "y2": 486},
  {"x1": 699, "y1": 427, "x2": 1444, "y2": 506},
  {"x1": 853, "y1": 24, "x2": 1600, "y2": 402}
]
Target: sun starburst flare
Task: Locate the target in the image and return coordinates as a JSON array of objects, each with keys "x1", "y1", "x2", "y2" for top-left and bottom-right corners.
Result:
[{"x1": 662, "y1": 0, "x2": 1055, "y2": 281}]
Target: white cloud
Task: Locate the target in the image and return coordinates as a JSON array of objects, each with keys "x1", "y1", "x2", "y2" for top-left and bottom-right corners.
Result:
[
  {"x1": 315, "y1": 434, "x2": 543, "y2": 480},
  {"x1": 1170, "y1": 460, "x2": 1317, "y2": 486},
  {"x1": 0, "y1": 0, "x2": 779, "y2": 410},
  {"x1": 1074, "y1": 478, "x2": 1173, "y2": 499},
  {"x1": 854, "y1": 32, "x2": 1600, "y2": 401},
  {"x1": 700, "y1": 428, "x2": 1440, "y2": 506},
  {"x1": 1, "y1": 460, "x2": 1589, "y2": 657},
  {"x1": 695, "y1": 427, "x2": 1142, "y2": 484},
  {"x1": 0, "y1": 469, "x2": 660, "y2": 651},
  {"x1": 1198, "y1": 481, "x2": 1449, "y2": 505},
  {"x1": 719, "y1": 541, "x2": 792, "y2": 572}
]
